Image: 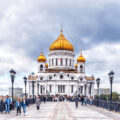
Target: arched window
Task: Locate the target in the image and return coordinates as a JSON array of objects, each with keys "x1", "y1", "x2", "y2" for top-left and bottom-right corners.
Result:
[
  {"x1": 52, "y1": 59, "x2": 54, "y2": 66},
  {"x1": 56, "y1": 58, "x2": 58, "y2": 66},
  {"x1": 70, "y1": 59, "x2": 71, "y2": 66},
  {"x1": 40, "y1": 64, "x2": 43, "y2": 71},
  {"x1": 80, "y1": 65, "x2": 83, "y2": 72},
  {"x1": 49, "y1": 76, "x2": 52, "y2": 80},
  {"x1": 60, "y1": 75, "x2": 63, "y2": 79},
  {"x1": 66, "y1": 59, "x2": 67, "y2": 66},
  {"x1": 61, "y1": 58, "x2": 63, "y2": 66},
  {"x1": 40, "y1": 77, "x2": 43, "y2": 80}
]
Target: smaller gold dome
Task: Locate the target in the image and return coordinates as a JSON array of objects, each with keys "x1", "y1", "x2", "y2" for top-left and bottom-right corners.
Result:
[
  {"x1": 46, "y1": 63, "x2": 48, "y2": 68},
  {"x1": 77, "y1": 52, "x2": 85, "y2": 63},
  {"x1": 75, "y1": 63, "x2": 77, "y2": 68},
  {"x1": 37, "y1": 51, "x2": 46, "y2": 62}
]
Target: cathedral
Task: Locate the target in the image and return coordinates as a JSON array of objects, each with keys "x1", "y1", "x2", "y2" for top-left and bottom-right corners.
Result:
[{"x1": 28, "y1": 29, "x2": 95, "y2": 98}]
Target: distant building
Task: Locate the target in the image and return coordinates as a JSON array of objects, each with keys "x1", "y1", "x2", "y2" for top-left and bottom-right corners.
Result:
[
  {"x1": 94, "y1": 88, "x2": 110, "y2": 96},
  {"x1": 9, "y1": 87, "x2": 23, "y2": 98}
]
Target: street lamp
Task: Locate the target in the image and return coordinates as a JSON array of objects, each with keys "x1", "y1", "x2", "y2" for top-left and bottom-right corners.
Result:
[
  {"x1": 96, "y1": 78, "x2": 100, "y2": 107},
  {"x1": 96, "y1": 78, "x2": 100, "y2": 98},
  {"x1": 89, "y1": 82, "x2": 92, "y2": 97},
  {"x1": 23, "y1": 76, "x2": 27, "y2": 99},
  {"x1": 108, "y1": 70, "x2": 114, "y2": 110},
  {"x1": 9, "y1": 69, "x2": 16, "y2": 100}
]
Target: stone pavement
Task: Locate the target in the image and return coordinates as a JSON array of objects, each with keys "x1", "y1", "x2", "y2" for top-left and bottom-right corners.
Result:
[{"x1": 0, "y1": 102, "x2": 120, "y2": 120}]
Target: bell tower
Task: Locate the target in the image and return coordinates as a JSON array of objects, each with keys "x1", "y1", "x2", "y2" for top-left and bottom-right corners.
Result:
[
  {"x1": 77, "y1": 51, "x2": 85, "y2": 73},
  {"x1": 37, "y1": 51, "x2": 46, "y2": 72}
]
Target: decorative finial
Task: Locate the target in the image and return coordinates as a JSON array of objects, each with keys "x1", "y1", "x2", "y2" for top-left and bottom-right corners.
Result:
[
  {"x1": 41, "y1": 49, "x2": 43, "y2": 55},
  {"x1": 80, "y1": 48, "x2": 82, "y2": 55},
  {"x1": 60, "y1": 24, "x2": 63, "y2": 33}
]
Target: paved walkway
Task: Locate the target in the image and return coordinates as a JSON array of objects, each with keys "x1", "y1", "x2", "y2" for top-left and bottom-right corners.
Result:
[{"x1": 0, "y1": 102, "x2": 120, "y2": 120}]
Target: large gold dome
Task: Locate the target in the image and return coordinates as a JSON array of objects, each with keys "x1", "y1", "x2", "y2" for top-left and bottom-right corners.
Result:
[
  {"x1": 37, "y1": 51, "x2": 46, "y2": 62},
  {"x1": 49, "y1": 29, "x2": 74, "y2": 51},
  {"x1": 77, "y1": 52, "x2": 85, "y2": 63}
]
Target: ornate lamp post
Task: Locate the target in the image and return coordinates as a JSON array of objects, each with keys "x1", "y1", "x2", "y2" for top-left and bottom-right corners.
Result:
[
  {"x1": 23, "y1": 76, "x2": 27, "y2": 99},
  {"x1": 96, "y1": 78, "x2": 100, "y2": 106},
  {"x1": 108, "y1": 70, "x2": 114, "y2": 110},
  {"x1": 9, "y1": 69, "x2": 16, "y2": 101},
  {"x1": 89, "y1": 82, "x2": 92, "y2": 97},
  {"x1": 96, "y1": 78, "x2": 100, "y2": 98}
]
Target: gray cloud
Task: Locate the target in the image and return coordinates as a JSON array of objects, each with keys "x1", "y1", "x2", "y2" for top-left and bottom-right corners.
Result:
[{"x1": 0, "y1": 0, "x2": 120, "y2": 94}]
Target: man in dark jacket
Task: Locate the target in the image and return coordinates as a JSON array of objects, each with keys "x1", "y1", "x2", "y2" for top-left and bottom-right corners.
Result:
[
  {"x1": 81, "y1": 96, "x2": 84, "y2": 106},
  {"x1": 75, "y1": 96, "x2": 79, "y2": 108}
]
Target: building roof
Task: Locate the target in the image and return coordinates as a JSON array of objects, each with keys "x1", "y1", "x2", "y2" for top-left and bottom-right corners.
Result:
[{"x1": 85, "y1": 75, "x2": 94, "y2": 81}]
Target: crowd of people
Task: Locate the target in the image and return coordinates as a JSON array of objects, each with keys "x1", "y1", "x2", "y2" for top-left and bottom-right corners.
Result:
[
  {"x1": 3, "y1": 95, "x2": 28, "y2": 116},
  {"x1": 0, "y1": 94, "x2": 93, "y2": 116}
]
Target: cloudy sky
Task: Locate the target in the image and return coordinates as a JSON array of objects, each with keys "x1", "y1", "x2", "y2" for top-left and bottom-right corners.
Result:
[{"x1": 0, "y1": 0, "x2": 120, "y2": 95}]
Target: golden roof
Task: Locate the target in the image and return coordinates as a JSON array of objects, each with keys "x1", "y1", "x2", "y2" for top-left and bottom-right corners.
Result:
[
  {"x1": 28, "y1": 75, "x2": 38, "y2": 80},
  {"x1": 77, "y1": 51, "x2": 85, "y2": 63},
  {"x1": 37, "y1": 51, "x2": 46, "y2": 62},
  {"x1": 49, "y1": 29, "x2": 74, "y2": 51},
  {"x1": 85, "y1": 75, "x2": 94, "y2": 81},
  {"x1": 46, "y1": 63, "x2": 48, "y2": 68},
  {"x1": 75, "y1": 63, "x2": 77, "y2": 68}
]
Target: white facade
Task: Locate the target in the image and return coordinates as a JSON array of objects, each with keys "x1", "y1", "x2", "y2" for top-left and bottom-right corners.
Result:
[{"x1": 28, "y1": 31, "x2": 95, "y2": 98}]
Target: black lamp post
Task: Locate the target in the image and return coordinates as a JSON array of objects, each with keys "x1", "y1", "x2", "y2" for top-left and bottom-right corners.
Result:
[
  {"x1": 96, "y1": 78, "x2": 100, "y2": 106},
  {"x1": 37, "y1": 81, "x2": 39, "y2": 96},
  {"x1": 84, "y1": 84, "x2": 87, "y2": 96},
  {"x1": 89, "y1": 82, "x2": 92, "y2": 96},
  {"x1": 9, "y1": 69, "x2": 16, "y2": 101},
  {"x1": 23, "y1": 76, "x2": 27, "y2": 99},
  {"x1": 108, "y1": 70, "x2": 114, "y2": 110},
  {"x1": 96, "y1": 78, "x2": 100, "y2": 98}
]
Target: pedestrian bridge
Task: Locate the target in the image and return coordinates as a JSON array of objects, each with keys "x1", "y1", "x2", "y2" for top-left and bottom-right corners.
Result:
[{"x1": 0, "y1": 102, "x2": 120, "y2": 120}]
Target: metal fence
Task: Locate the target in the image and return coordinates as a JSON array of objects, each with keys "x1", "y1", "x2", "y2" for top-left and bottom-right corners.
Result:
[{"x1": 92, "y1": 100, "x2": 120, "y2": 112}]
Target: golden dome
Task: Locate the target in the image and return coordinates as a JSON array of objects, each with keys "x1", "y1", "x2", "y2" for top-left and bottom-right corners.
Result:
[
  {"x1": 49, "y1": 29, "x2": 74, "y2": 51},
  {"x1": 77, "y1": 52, "x2": 85, "y2": 63},
  {"x1": 46, "y1": 63, "x2": 48, "y2": 68},
  {"x1": 37, "y1": 51, "x2": 46, "y2": 62},
  {"x1": 75, "y1": 63, "x2": 78, "y2": 68}
]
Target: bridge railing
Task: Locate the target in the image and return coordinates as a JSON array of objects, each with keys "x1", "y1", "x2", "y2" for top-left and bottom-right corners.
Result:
[{"x1": 91, "y1": 100, "x2": 120, "y2": 112}]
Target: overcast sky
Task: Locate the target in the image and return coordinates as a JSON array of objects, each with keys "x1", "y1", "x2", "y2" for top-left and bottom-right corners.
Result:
[{"x1": 0, "y1": 0, "x2": 120, "y2": 95}]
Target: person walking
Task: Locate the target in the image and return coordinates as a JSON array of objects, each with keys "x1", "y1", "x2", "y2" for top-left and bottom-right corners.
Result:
[
  {"x1": 75, "y1": 96, "x2": 79, "y2": 108},
  {"x1": 16, "y1": 98, "x2": 21, "y2": 116},
  {"x1": 0, "y1": 97, "x2": 4, "y2": 113},
  {"x1": 81, "y1": 96, "x2": 84, "y2": 106},
  {"x1": 43, "y1": 96, "x2": 46, "y2": 103},
  {"x1": 84, "y1": 96, "x2": 87, "y2": 106},
  {"x1": 5, "y1": 95, "x2": 11, "y2": 114},
  {"x1": 36, "y1": 96, "x2": 41, "y2": 110},
  {"x1": 21, "y1": 97, "x2": 27, "y2": 116}
]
